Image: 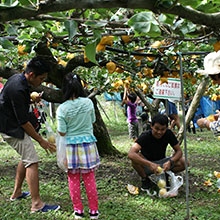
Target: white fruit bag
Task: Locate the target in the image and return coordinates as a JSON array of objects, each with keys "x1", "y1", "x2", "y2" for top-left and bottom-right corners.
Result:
[
  {"x1": 149, "y1": 171, "x2": 183, "y2": 198},
  {"x1": 165, "y1": 171, "x2": 183, "y2": 197},
  {"x1": 56, "y1": 134, "x2": 67, "y2": 172},
  {"x1": 147, "y1": 173, "x2": 167, "y2": 197},
  {"x1": 45, "y1": 121, "x2": 56, "y2": 144},
  {"x1": 149, "y1": 172, "x2": 167, "y2": 187}
]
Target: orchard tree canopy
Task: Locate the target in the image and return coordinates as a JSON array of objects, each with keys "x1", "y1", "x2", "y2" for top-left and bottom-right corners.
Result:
[
  {"x1": 1, "y1": 0, "x2": 220, "y2": 29},
  {"x1": 1, "y1": 0, "x2": 220, "y2": 100},
  {"x1": 1, "y1": 0, "x2": 220, "y2": 153}
]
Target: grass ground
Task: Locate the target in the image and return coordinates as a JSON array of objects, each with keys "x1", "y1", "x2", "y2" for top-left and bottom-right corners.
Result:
[{"x1": 0, "y1": 97, "x2": 220, "y2": 220}]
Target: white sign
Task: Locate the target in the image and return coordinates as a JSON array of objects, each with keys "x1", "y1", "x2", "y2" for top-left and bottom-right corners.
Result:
[{"x1": 153, "y1": 78, "x2": 181, "y2": 100}]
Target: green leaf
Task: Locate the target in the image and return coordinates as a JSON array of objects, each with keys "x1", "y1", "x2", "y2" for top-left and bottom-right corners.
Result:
[
  {"x1": 93, "y1": 30, "x2": 102, "y2": 39},
  {"x1": 128, "y1": 12, "x2": 161, "y2": 36},
  {"x1": 18, "y1": 0, "x2": 30, "y2": 6},
  {"x1": 6, "y1": 24, "x2": 17, "y2": 35},
  {"x1": 85, "y1": 41, "x2": 98, "y2": 65},
  {"x1": 85, "y1": 20, "x2": 107, "y2": 28},
  {"x1": 0, "y1": 37, "x2": 14, "y2": 49},
  {"x1": 179, "y1": 0, "x2": 201, "y2": 8},
  {"x1": 23, "y1": 40, "x2": 35, "y2": 53},
  {"x1": 17, "y1": 33, "x2": 31, "y2": 40},
  {"x1": 148, "y1": 25, "x2": 161, "y2": 37},
  {"x1": 0, "y1": 0, "x2": 18, "y2": 7},
  {"x1": 25, "y1": 21, "x2": 44, "y2": 31},
  {"x1": 180, "y1": 22, "x2": 196, "y2": 35},
  {"x1": 64, "y1": 20, "x2": 77, "y2": 39}
]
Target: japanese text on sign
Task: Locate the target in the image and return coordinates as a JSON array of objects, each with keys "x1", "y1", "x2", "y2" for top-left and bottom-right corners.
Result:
[{"x1": 153, "y1": 78, "x2": 181, "y2": 100}]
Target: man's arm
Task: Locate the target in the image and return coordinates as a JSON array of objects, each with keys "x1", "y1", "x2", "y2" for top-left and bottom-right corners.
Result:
[
  {"x1": 21, "y1": 122, "x2": 56, "y2": 154},
  {"x1": 128, "y1": 143, "x2": 161, "y2": 174},
  {"x1": 163, "y1": 143, "x2": 183, "y2": 171},
  {"x1": 122, "y1": 87, "x2": 128, "y2": 105}
]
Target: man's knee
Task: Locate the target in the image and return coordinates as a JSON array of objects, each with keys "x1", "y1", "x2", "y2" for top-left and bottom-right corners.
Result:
[
  {"x1": 25, "y1": 162, "x2": 38, "y2": 169},
  {"x1": 177, "y1": 157, "x2": 188, "y2": 170}
]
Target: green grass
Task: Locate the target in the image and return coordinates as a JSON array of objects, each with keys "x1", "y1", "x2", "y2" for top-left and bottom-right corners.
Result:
[{"x1": 0, "y1": 96, "x2": 220, "y2": 219}]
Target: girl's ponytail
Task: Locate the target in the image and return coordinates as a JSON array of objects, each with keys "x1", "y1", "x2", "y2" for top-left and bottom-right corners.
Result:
[{"x1": 62, "y1": 72, "x2": 86, "y2": 101}]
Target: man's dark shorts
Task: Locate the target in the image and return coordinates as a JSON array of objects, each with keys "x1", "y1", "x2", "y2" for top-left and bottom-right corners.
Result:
[{"x1": 144, "y1": 157, "x2": 171, "y2": 175}]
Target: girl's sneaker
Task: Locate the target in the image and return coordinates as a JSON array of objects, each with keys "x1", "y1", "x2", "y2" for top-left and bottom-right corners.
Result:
[
  {"x1": 89, "y1": 210, "x2": 99, "y2": 219},
  {"x1": 74, "y1": 211, "x2": 84, "y2": 219}
]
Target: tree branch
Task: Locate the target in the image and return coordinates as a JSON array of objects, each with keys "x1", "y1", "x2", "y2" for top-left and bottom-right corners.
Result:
[
  {"x1": 177, "y1": 77, "x2": 210, "y2": 142},
  {"x1": 1, "y1": 0, "x2": 220, "y2": 30}
]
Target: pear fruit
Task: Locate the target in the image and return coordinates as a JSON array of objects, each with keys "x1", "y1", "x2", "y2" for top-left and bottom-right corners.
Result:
[
  {"x1": 30, "y1": 92, "x2": 39, "y2": 101},
  {"x1": 159, "y1": 188, "x2": 167, "y2": 197},
  {"x1": 48, "y1": 135, "x2": 55, "y2": 144},
  {"x1": 157, "y1": 166, "x2": 163, "y2": 175},
  {"x1": 157, "y1": 179, "x2": 166, "y2": 188}
]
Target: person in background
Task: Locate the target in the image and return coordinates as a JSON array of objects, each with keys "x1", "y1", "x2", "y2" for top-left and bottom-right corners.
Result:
[
  {"x1": 128, "y1": 114, "x2": 186, "y2": 191},
  {"x1": 56, "y1": 72, "x2": 100, "y2": 220},
  {"x1": 0, "y1": 56, "x2": 59, "y2": 212},
  {"x1": 167, "y1": 99, "x2": 181, "y2": 132},
  {"x1": 0, "y1": 77, "x2": 5, "y2": 143},
  {"x1": 184, "y1": 93, "x2": 196, "y2": 134},
  {"x1": 0, "y1": 77, "x2": 3, "y2": 92},
  {"x1": 140, "y1": 112, "x2": 151, "y2": 132},
  {"x1": 197, "y1": 51, "x2": 220, "y2": 133},
  {"x1": 122, "y1": 87, "x2": 139, "y2": 141}
]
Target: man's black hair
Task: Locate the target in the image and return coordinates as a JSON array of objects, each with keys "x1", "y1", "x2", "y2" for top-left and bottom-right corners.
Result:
[
  {"x1": 62, "y1": 72, "x2": 86, "y2": 101},
  {"x1": 151, "y1": 113, "x2": 168, "y2": 127},
  {"x1": 25, "y1": 56, "x2": 51, "y2": 76},
  {"x1": 128, "y1": 92, "x2": 137, "y2": 103}
]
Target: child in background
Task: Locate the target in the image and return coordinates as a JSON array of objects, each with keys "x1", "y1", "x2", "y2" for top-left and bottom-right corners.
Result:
[
  {"x1": 140, "y1": 112, "x2": 151, "y2": 132},
  {"x1": 122, "y1": 87, "x2": 139, "y2": 141},
  {"x1": 56, "y1": 73, "x2": 100, "y2": 219},
  {"x1": 0, "y1": 77, "x2": 4, "y2": 143},
  {"x1": 0, "y1": 77, "x2": 4, "y2": 92}
]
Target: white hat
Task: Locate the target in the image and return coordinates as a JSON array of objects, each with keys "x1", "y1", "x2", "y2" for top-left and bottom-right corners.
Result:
[{"x1": 197, "y1": 51, "x2": 220, "y2": 75}]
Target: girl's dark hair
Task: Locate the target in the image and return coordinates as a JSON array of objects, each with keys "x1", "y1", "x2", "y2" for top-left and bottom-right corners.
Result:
[
  {"x1": 128, "y1": 92, "x2": 137, "y2": 103},
  {"x1": 151, "y1": 113, "x2": 168, "y2": 127},
  {"x1": 25, "y1": 56, "x2": 51, "y2": 76},
  {"x1": 62, "y1": 72, "x2": 86, "y2": 101}
]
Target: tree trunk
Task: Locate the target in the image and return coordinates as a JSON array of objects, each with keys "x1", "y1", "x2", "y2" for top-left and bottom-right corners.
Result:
[
  {"x1": 135, "y1": 88, "x2": 160, "y2": 118},
  {"x1": 92, "y1": 97, "x2": 119, "y2": 155},
  {"x1": 177, "y1": 77, "x2": 210, "y2": 142}
]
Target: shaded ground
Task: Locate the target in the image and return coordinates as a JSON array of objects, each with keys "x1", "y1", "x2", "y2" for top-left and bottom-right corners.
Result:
[{"x1": 1, "y1": 151, "x2": 218, "y2": 200}]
